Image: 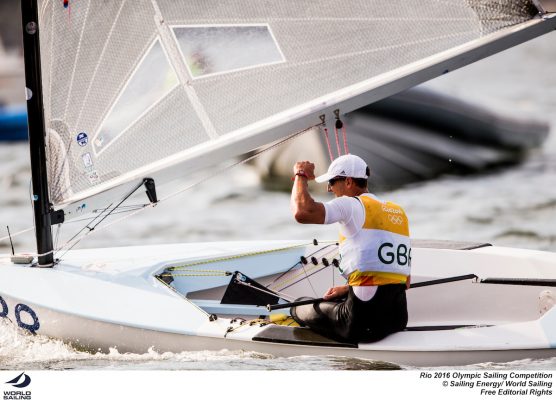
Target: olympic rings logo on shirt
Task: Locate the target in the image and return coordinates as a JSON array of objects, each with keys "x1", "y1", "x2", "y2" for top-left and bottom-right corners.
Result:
[{"x1": 388, "y1": 215, "x2": 403, "y2": 225}]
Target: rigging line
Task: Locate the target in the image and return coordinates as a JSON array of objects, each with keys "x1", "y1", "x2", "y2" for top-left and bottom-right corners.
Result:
[
  {"x1": 160, "y1": 271, "x2": 232, "y2": 278},
  {"x1": 162, "y1": 269, "x2": 232, "y2": 275},
  {"x1": 234, "y1": 280, "x2": 296, "y2": 302},
  {"x1": 154, "y1": 274, "x2": 211, "y2": 318},
  {"x1": 84, "y1": 180, "x2": 146, "y2": 231},
  {"x1": 333, "y1": 125, "x2": 341, "y2": 157},
  {"x1": 332, "y1": 257, "x2": 335, "y2": 287},
  {"x1": 159, "y1": 124, "x2": 319, "y2": 204},
  {"x1": 0, "y1": 227, "x2": 34, "y2": 244},
  {"x1": 53, "y1": 204, "x2": 155, "y2": 259},
  {"x1": 54, "y1": 223, "x2": 61, "y2": 252},
  {"x1": 89, "y1": 207, "x2": 147, "y2": 216},
  {"x1": 83, "y1": 206, "x2": 147, "y2": 217},
  {"x1": 269, "y1": 257, "x2": 333, "y2": 292},
  {"x1": 168, "y1": 242, "x2": 313, "y2": 271},
  {"x1": 54, "y1": 200, "x2": 114, "y2": 258},
  {"x1": 321, "y1": 126, "x2": 334, "y2": 162},
  {"x1": 21, "y1": 204, "x2": 147, "y2": 239},
  {"x1": 92, "y1": 204, "x2": 149, "y2": 211},
  {"x1": 342, "y1": 126, "x2": 349, "y2": 154},
  {"x1": 278, "y1": 265, "x2": 331, "y2": 293},
  {"x1": 54, "y1": 180, "x2": 146, "y2": 258},
  {"x1": 301, "y1": 261, "x2": 318, "y2": 298},
  {"x1": 266, "y1": 243, "x2": 337, "y2": 288},
  {"x1": 267, "y1": 247, "x2": 340, "y2": 291}
]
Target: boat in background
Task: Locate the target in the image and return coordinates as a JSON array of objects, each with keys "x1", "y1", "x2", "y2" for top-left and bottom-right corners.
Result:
[
  {"x1": 0, "y1": 41, "x2": 24, "y2": 105},
  {"x1": 253, "y1": 87, "x2": 550, "y2": 191},
  {"x1": 1, "y1": 0, "x2": 556, "y2": 367},
  {"x1": 0, "y1": 103, "x2": 27, "y2": 141},
  {"x1": 0, "y1": 13, "x2": 27, "y2": 142}
]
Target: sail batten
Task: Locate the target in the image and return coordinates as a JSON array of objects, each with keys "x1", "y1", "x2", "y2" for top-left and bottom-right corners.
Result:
[{"x1": 35, "y1": 1, "x2": 554, "y2": 216}]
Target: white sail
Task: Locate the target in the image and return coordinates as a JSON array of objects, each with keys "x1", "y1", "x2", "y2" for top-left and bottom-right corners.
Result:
[{"x1": 37, "y1": 0, "x2": 556, "y2": 217}]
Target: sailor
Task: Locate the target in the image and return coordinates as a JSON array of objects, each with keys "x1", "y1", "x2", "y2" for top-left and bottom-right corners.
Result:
[{"x1": 290, "y1": 154, "x2": 411, "y2": 343}]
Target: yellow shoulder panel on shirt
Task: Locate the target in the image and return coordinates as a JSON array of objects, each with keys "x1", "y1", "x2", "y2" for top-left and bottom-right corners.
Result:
[{"x1": 359, "y1": 196, "x2": 409, "y2": 237}]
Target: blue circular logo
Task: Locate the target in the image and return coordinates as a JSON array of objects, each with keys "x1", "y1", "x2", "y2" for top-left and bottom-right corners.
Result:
[{"x1": 77, "y1": 132, "x2": 88, "y2": 147}]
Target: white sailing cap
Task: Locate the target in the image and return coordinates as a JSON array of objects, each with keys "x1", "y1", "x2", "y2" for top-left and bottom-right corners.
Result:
[{"x1": 315, "y1": 154, "x2": 369, "y2": 183}]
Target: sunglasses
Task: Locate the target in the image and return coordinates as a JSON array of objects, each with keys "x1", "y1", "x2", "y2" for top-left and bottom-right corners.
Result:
[{"x1": 328, "y1": 176, "x2": 347, "y2": 186}]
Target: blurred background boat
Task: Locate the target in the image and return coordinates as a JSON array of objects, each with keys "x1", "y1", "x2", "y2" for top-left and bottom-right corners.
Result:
[
  {"x1": 0, "y1": 103, "x2": 27, "y2": 141},
  {"x1": 252, "y1": 86, "x2": 550, "y2": 191},
  {"x1": 0, "y1": 0, "x2": 26, "y2": 141}
]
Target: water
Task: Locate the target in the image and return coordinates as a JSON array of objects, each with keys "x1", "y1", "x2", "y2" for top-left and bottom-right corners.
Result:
[{"x1": 1, "y1": 34, "x2": 556, "y2": 370}]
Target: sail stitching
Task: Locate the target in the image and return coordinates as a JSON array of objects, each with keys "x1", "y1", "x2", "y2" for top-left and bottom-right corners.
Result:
[
  {"x1": 185, "y1": 17, "x2": 479, "y2": 23},
  {"x1": 39, "y1": 0, "x2": 52, "y2": 21},
  {"x1": 62, "y1": 0, "x2": 91, "y2": 121},
  {"x1": 48, "y1": 130, "x2": 74, "y2": 203},
  {"x1": 74, "y1": 0, "x2": 127, "y2": 131},
  {"x1": 87, "y1": 33, "x2": 158, "y2": 147},
  {"x1": 92, "y1": 69, "x2": 181, "y2": 157},
  {"x1": 151, "y1": 0, "x2": 219, "y2": 140},
  {"x1": 195, "y1": 29, "x2": 478, "y2": 84},
  {"x1": 46, "y1": 1, "x2": 55, "y2": 133}
]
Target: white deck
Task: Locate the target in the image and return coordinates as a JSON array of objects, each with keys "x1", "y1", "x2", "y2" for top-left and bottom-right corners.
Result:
[{"x1": 1, "y1": 240, "x2": 555, "y2": 366}]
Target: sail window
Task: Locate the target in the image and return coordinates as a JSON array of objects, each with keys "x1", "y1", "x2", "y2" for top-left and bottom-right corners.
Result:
[
  {"x1": 172, "y1": 25, "x2": 285, "y2": 78},
  {"x1": 93, "y1": 40, "x2": 179, "y2": 155}
]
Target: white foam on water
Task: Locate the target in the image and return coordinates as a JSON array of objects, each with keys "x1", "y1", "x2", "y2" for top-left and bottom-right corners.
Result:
[
  {"x1": 0, "y1": 318, "x2": 82, "y2": 368},
  {"x1": 0, "y1": 317, "x2": 398, "y2": 370}
]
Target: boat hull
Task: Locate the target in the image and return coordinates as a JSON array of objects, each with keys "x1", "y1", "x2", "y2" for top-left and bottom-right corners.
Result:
[
  {"x1": 2, "y1": 292, "x2": 556, "y2": 367},
  {"x1": 1, "y1": 240, "x2": 555, "y2": 367}
]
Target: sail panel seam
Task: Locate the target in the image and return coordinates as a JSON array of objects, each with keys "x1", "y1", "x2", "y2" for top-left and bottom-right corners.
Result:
[
  {"x1": 151, "y1": 0, "x2": 219, "y2": 140},
  {"x1": 74, "y1": 0, "x2": 127, "y2": 131},
  {"x1": 62, "y1": 0, "x2": 91, "y2": 121},
  {"x1": 195, "y1": 29, "x2": 479, "y2": 84},
  {"x1": 88, "y1": 34, "x2": 158, "y2": 143}
]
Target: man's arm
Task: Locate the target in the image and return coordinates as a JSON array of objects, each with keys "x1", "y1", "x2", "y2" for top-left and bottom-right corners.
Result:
[
  {"x1": 323, "y1": 285, "x2": 349, "y2": 300},
  {"x1": 291, "y1": 161, "x2": 325, "y2": 224}
]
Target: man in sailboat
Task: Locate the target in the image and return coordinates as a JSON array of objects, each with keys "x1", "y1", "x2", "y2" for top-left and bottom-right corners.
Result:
[{"x1": 290, "y1": 154, "x2": 410, "y2": 343}]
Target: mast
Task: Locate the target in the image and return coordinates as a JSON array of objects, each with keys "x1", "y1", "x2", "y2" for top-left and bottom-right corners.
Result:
[{"x1": 21, "y1": 0, "x2": 55, "y2": 267}]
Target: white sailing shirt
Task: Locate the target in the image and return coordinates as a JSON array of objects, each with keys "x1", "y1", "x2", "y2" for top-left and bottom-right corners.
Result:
[{"x1": 323, "y1": 193, "x2": 411, "y2": 300}]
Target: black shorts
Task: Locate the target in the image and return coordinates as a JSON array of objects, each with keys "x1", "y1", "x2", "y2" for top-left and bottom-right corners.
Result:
[{"x1": 290, "y1": 284, "x2": 408, "y2": 343}]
